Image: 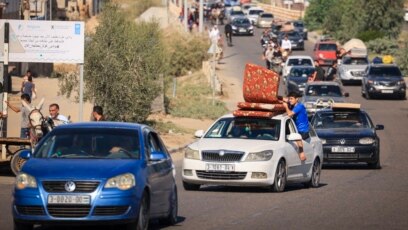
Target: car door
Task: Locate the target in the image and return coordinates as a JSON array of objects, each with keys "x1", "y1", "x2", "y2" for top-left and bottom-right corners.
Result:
[
  {"x1": 144, "y1": 129, "x2": 174, "y2": 215},
  {"x1": 283, "y1": 118, "x2": 313, "y2": 180}
]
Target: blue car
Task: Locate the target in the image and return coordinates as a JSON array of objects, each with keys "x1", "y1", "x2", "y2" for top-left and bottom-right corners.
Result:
[{"x1": 12, "y1": 122, "x2": 178, "y2": 230}]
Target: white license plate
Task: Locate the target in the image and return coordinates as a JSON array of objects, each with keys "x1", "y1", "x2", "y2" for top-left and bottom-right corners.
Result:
[
  {"x1": 331, "y1": 146, "x2": 355, "y2": 153},
  {"x1": 239, "y1": 28, "x2": 246, "y2": 32},
  {"x1": 381, "y1": 90, "x2": 393, "y2": 93},
  {"x1": 206, "y1": 164, "x2": 235, "y2": 172},
  {"x1": 48, "y1": 195, "x2": 91, "y2": 204}
]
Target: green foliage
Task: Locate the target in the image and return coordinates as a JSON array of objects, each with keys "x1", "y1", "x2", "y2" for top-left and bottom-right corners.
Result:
[
  {"x1": 356, "y1": 30, "x2": 385, "y2": 42},
  {"x1": 366, "y1": 38, "x2": 399, "y2": 56},
  {"x1": 147, "y1": 120, "x2": 192, "y2": 134},
  {"x1": 166, "y1": 33, "x2": 210, "y2": 77},
  {"x1": 396, "y1": 41, "x2": 408, "y2": 77},
  {"x1": 167, "y1": 73, "x2": 228, "y2": 119},
  {"x1": 304, "y1": 0, "x2": 337, "y2": 31}
]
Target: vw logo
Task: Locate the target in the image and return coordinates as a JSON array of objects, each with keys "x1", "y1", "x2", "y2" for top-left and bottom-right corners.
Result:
[
  {"x1": 65, "y1": 181, "x2": 76, "y2": 192},
  {"x1": 219, "y1": 150, "x2": 225, "y2": 157},
  {"x1": 340, "y1": 139, "x2": 346, "y2": 145}
]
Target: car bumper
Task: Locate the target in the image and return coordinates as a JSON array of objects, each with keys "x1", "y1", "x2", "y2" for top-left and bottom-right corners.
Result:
[
  {"x1": 232, "y1": 29, "x2": 254, "y2": 35},
  {"x1": 13, "y1": 188, "x2": 141, "y2": 224},
  {"x1": 182, "y1": 158, "x2": 277, "y2": 186},
  {"x1": 322, "y1": 145, "x2": 378, "y2": 163},
  {"x1": 257, "y1": 22, "x2": 272, "y2": 28},
  {"x1": 317, "y1": 59, "x2": 336, "y2": 66},
  {"x1": 366, "y1": 85, "x2": 406, "y2": 97},
  {"x1": 340, "y1": 72, "x2": 363, "y2": 82},
  {"x1": 291, "y1": 42, "x2": 304, "y2": 50}
]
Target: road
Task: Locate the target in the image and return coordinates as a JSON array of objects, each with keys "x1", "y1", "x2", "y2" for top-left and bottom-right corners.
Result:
[{"x1": 1, "y1": 27, "x2": 408, "y2": 230}]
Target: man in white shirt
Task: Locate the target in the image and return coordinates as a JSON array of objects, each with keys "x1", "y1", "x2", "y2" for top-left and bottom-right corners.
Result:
[
  {"x1": 49, "y1": 103, "x2": 69, "y2": 126},
  {"x1": 281, "y1": 35, "x2": 292, "y2": 52}
]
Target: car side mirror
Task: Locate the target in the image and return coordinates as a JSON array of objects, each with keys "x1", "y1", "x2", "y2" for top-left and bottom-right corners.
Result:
[
  {"x1": 194, "y1": 130, "x2": 204, "y2": 138},
  {"x1": 375, "y1": 124, "x2": 384, "y2": 130},
  {"x1": 287, "y1": 133, "x2": 302, "y2": 141},
  {"x1": 150, "y1": 151, "x2": 167, "y2": 161},
  {"x1": 19, "y1": 149, "x2": 32, "y2": 159},
  {"x1": 344, "y1": 92, "x2": 350, "y2": 97}
]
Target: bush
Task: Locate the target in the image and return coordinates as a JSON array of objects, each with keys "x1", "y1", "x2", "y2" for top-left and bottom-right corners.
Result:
[
  {"x1": 396, "y1": 41, "x2": 408, "y2": 77},
  {"x1": 366, "y1": 38, "x2": 399, "y2": 56},
  {"x1": 356, "y1": 30, "x2": 385, "y2": 42}
]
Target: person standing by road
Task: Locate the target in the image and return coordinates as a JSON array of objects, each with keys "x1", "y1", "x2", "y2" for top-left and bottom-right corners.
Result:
[
  {"x1": 310, "y1": 60, "x2": 325, "y2": 81},
  {"x1": 224, "y1": 22, "x2": 233, "y2": 46},
  {"x1": 5, "y1": 94, "x2": 31, "y2": 139},
  {"x1": 280, "y1": 92, "x2": 309, "y2": 161},
  {"x1": 48, "y1": 103, "x2": 69, "y2": 126},
  {"x1": 21, "y1": 75, "x2": 36, "y2": 100},
  {"x1": 326, "y1": 62, "x2": 338, "y2": 81}
]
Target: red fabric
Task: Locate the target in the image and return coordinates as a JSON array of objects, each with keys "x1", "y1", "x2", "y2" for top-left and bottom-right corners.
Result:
[
  {"x1": 243, "y1": 63, "x2": 280, "y2": 104},
  {"x1": 233, "y1": 109, "x2": 283, "y2": 118},
  {"x1": 237, "y1": 102, "x2": 285, "y2": 112}
]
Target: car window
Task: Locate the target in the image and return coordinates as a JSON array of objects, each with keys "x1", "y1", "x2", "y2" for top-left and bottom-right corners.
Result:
[
  {"x1": 312, "y1": 111, "x2": 371, "y2": 129},
  {"x1": 261, "y1": 13, "x2": 273, "y2": 18},
  {"x1": 35, "y1": 129, "x2": 140, "y2": 159},
  {"x1": 305, "y1": 85, "x2": 342, "y2": 97},
  {"x1": 293, "y1": 21, "x2": 304, "y2": 27},
  {"x1": 204, "y1": 117, "x2": 281, "y2": 140},
  {"x1": 234, "y1": 18, "x2": 250, "y2": 24},
  {"x1": 290, "y1": 68, "x2": 315, "y2": 77},
  {"x1": 288, "y1": 58, "x2": 312, "y2": 66},
  {"x1": 285, "y1": 119, "x2": 297, "y2": 136},
  {"x1": 342, "y1": 57, "x2": 369, "y2": 65},
  {"x1": 318, "y1": 43, "x2": 337, "y2": 51},
  {"x1": 369, "y1": 66, "x2": 402, "y2": 77},
  {"x1": 249, "y1": 10, "x2": 263, "y2": 15}
]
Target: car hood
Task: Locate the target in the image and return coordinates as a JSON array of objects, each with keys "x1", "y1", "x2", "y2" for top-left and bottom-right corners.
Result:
[
  {"x1": 316, "y1": 128, "x2": 375, "y2": 139},
  {"x1": 22, "y1": 159, "x2": 140, "y2": 179},
  {"x1": 287, "y1": 77, "x2": 308, "y2": 84},
  {"x1": 190, "y1": 138, "x2": 280, "y2": 152},
  {"x1": 369, "y1": 76, "x2": 402, "y2": 82},
  {"x1": 303, "y1": 96, "x2": 345, "y2": 103},
  {"x1": 315, "y1": 51, "x2": 336, "y2": 59},
  {"x1": 233, "y1": 23, "x2": 252, "y2": 27}
]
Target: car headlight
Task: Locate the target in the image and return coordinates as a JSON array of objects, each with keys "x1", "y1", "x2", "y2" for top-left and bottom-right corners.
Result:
[
  {"x1": 320, "y1": 139, "x2": 326, "y2": 144},
  {"x1": 185, "y1": 147, "x2": 200, "y2": 160},
  {"x1": 15, "y1": 173, "x2": 37, "y2": 190},
  {"x1": 397, "y1": 80, "x2": 406, "y2": 86},
  {"x1": 306, "y1": 103, "x2": 314, "y2": 109},
  {"x1": 245, "y1": 150, "x2": 273, "y2": 161},
  {"x1": 303, "y1": 28, "x2": 308, "y2": 32},
  {"x1": 359, "y1": 137, "x2": 375, "y2": 145},
  {"x1": 105, "y1": 173, "x2": 135, "y2": 190},
  {"x1": 248, "y1": 26, "x2": 253, "y2": 30},
  {"x1": 299, "y1": 39, "x2": 303, "y2": 43},
  {"x1": 319, "y1": 53, "x2": 325, "y2": 59},
  {"x1": 232, "y1": 26, "x2": 237, "y2": 30}
]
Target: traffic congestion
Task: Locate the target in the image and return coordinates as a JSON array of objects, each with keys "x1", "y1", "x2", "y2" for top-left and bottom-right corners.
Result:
[{"x1": 1, "y1": 0, "x2": 408, "y2": 230}]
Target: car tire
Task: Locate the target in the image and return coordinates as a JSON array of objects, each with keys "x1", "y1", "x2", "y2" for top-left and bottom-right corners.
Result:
[
  {"x1": 13, "y1": 220, "x2": 33, "y2": 230},
  {"x1": 162, "y1": 185, "x2": 178, "y2": 225},
  {"x1": 272, "y1": 159, "x2": 287, "y2": 192},
  {"x1": 127, "y1": 191, "x2": 150, "y2": 230},
  {"x1": 368, "y1": 154, "x2": 381, "y2": 169},
  {"x1": 304, "y1": 158, "x2": 321, "y2": 188},
  {"x1": 182, "y1": 181, "x2": 201, "y2": 191},
  {"x1": 11, "y1": 150, "x2": 27, "y2": 176}
]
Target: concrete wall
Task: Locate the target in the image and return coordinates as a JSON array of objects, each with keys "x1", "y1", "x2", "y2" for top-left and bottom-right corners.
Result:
[{"x1": 258, "y1": 3, "x2": 304, "y2": 21}]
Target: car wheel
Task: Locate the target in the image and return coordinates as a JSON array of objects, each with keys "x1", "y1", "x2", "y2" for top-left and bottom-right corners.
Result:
[
  {"x1": 304, "y1": 158, "x2": 321, "y2": 188},
  {"x1": 11, "y1": 150, "x2": 27, "y2": 176},
  {"x1": 13, "y1": 220, "x2": 33, "y2": 230},
  {"x1": 183, "y1": 181, "x2": 201, "y2": 191},
  {"x1": 272, "y1": 159, "x2": 287, "y2": 192},
  {"x1": 368, "y1": 154, "x2": 381, "y2": 169},
  {"x1": 127, "y1": 191, "x2": 150, "y2": 230},
  {"x1": 162, "y1": 185, "x2": 178, "y2": 225}
]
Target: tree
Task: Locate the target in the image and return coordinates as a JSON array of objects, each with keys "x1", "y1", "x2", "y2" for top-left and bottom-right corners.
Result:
[
  {"x1": 59, "y1": 3, "x2": 168, "y2": 122},
  {"x1": 303, "y1": 0, "x2": 337, "y2": 31}
]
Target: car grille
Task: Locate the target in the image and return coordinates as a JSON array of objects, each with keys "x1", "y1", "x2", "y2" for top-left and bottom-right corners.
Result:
[
  {"x1": 47, "y1": 205, "x2": 91, "y2": 218},
  {"x1": 379, "y1": 81, "x2": 397, "y2": 87},
  {"x1": 328, "y1": 153, "x2": 358, "y2": 159},
  {"x1": 42, "y1": 181, "x2": 100, "y2": 193},
  {"x1": 93, "y1": 206, "x2": 129, "y2": 216},
  {"x1": 325, "y1": 139, "x2": 359, "y2": 145},
  {"x1": 196, "y1": 170, "x2": 247, "y2": 180},
  {"x1": 351, "y1": 71, "x2": 364, "y2": 77},
  {"x1": 202, "y1": 150, "x2": 245, "y2": 162},
  {"x1": 16, "y1": 206, "x2": 45, "y2": 216}
]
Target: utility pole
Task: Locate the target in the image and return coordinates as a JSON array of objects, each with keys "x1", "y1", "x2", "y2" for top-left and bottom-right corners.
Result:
[
  {"x1": 199, "y1": 0, "x2": 203, "y2": 33},
  {"x1": 184, "y1": 0, "x2": 188, "y2": 32}
]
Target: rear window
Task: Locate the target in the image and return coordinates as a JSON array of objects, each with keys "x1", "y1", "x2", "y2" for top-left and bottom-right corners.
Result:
[
  {"x1": 313, "y1": 111, "x2": 372, "y2": 129},
  {"x1": 288, "y1": 58, "x2": 313, "y2": 66},
  {"x1": 261, "y1": 14, "x2": 273, "y2": 18},
  {"x1": 342, "y1": 57, "x2": 368, "y2": 65},
  {"x1": 318, "y1": 43, "x2": 337, "y2": 51},
  {"x1": 305, "y1": 85, "x2": 342, "y2": 97},
  {"x1": 249, "y1": 10, "x2": 263, "y2": 15},
  {"x1": 369, "y1": 66, "x2": 402, "y2": 77}
]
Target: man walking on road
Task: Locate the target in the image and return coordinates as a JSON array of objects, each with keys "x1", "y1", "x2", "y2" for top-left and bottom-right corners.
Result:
[{"x1": 224, "y1": 22, "x2": 233, "y2": 46}]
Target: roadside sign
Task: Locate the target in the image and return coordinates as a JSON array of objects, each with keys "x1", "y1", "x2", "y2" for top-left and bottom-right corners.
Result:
[{"x1": 0, "y1": 20, "x2": 84, "y2": 64}]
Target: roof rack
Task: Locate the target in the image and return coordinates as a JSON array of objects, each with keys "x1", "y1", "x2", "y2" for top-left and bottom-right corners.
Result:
[{"x1": 331, "y1": 103, "x2": 361, "y2": 110}]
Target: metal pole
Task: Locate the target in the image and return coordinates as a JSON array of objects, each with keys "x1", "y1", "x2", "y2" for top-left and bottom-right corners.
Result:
[
  {"x1": 199, "y1": 0, "x2": 203, "y2": 33},
  {"x1": 50, "y1": 0, "x2": 52, "y2": 20},
  {"x1": 79, "y1": 64, "x2": 84, "y2": 121},
  {"x1": 211, "y1": 41, "x2": 216, "y2": 106},
  {"x1": 184, "y1": 0, "x2": 188, "y2": 32},
  {"x1": 1, "y1": 22, "x2": 9, "y2": 160}
]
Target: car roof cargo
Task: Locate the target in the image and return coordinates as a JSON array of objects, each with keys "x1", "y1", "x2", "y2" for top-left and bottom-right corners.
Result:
[
  {"x1": 343, "y1": 39, "x2": 367, "y2": 57},
  {"x1": 332, "y1": 103, "x2": 361, "y2": 110}
]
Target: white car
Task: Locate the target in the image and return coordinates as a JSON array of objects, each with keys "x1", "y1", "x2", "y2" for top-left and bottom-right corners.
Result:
[
  {"x1": 404, "y1": 9, "x2": 408, "y2": 22},
  {"x1": 282, "y1": 55, "x2": 314, "y2": 79},
  {"x1": 182, "y1": 114, "x2": 323, "y2": 192},
  {"x1": 242, "y1": 3, "x2": 257, "y2": 15},
  {"x1": 246, "y1": 7, "x2": 264, "y2": 25}
]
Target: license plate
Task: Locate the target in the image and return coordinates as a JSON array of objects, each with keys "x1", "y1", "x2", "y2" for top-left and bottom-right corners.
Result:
[
  {"x1": 48, "y1": 195, "x2": 91, "y2": 204},
  {"x1": 331, "y1": 146, "x2": 355, "y2": 153},
  {"x1": 206, "y1": 164, "x2": 235, "y2": 172},
  {"x1": 381, "y1": 90, "x2": 393, "y2": 93},
  {"x1": 239, "y1": 28, "x2": 246, "y2": 32}
]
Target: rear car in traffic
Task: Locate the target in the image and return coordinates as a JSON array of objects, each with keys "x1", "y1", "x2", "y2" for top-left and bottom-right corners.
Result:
[
  {"x1": 310, "y1": 103, "x2": 384, "y2": 168},
  {"x1": 12, "y1": 122, "x2": 178, "y2": 230},
  {"x1": 231, "y1": 17, "x2": 254, "y2": 36}
]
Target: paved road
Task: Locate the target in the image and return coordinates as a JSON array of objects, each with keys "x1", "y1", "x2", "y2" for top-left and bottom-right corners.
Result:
[{"x1": 1, "y1": 28, "x2": 408, "y2": 230}]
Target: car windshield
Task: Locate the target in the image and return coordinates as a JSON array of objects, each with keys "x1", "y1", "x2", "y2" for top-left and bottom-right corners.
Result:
[
  {"x1": 313, "y1": 111, "x2": 371, "y2": 129},
  {"x1": 233, "y1": 18, "x2": 250, "y2": 24},
  {"x1": 249, "y1": 10, "x2": 263, "y2": 15},
  {"x1": 318, "y1": 43, "x2": 337, "y2": 51},
  {"x1": 290, "y1": 68, "x2": 315, "y2": 77},
  {"x1": 287, "y1": 58, "x2": 313, "y2": 66},
  {"x1": 34, "y1": 129, "x2": 140, "y2": 159},
  {"x1": 305, "y1": 85, "x2": 342, "y2": 97},
  {"x1": 369, "y1": 66, "x2": 402, "y2": 77},
  {"x1": 293, "y1": 21, "x2": 304, "y2": 27},
  {"x1": 231, "y1": 11, "x2": 244, "y2": 16},
  {"x1": 204, "y1": 117, "x2": 280, "y2": 140},
  {"x1": 261, "y1": 14, "x2": 273, "y2": 18},
  {"x1": 342, "y1": 57, "x2": 368, "y2": 65}
]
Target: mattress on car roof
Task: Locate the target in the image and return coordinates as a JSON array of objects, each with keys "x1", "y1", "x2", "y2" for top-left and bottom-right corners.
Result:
[{"x1": 243, "y1": 63, "x2": 280, "y2": 104}]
